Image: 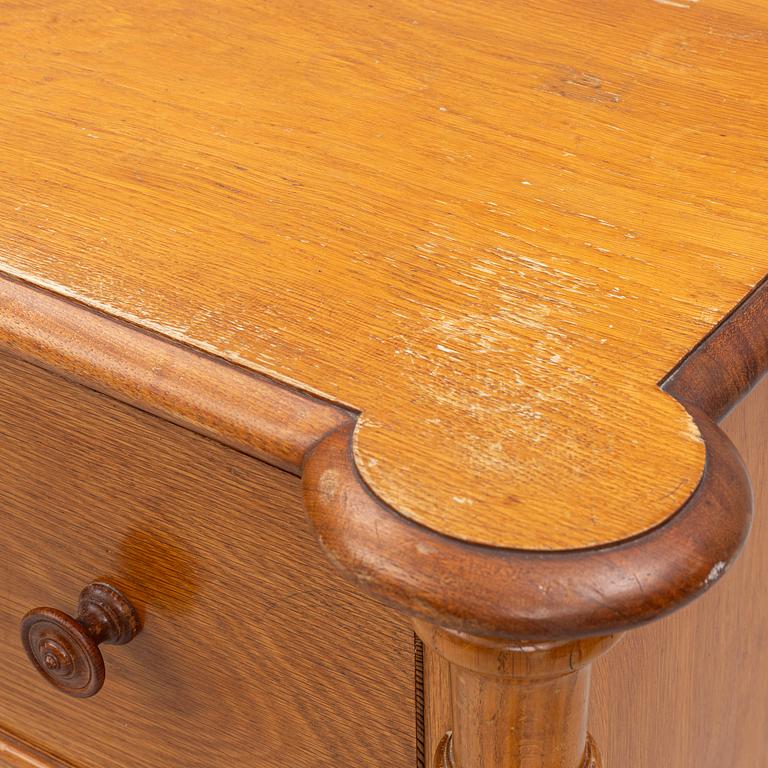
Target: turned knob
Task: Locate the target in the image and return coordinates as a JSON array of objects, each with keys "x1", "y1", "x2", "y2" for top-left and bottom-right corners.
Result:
[{"x1": 20, "y1": 582, "x2": 141, "y2": 698}]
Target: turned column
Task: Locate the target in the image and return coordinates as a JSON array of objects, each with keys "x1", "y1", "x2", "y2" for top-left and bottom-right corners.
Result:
[
  {"x1": 303, "y1": 421, "x2": 752, "y2": 768},
  {"x1": 415, "y1": 620, "x2": 617, "y2": 768}
]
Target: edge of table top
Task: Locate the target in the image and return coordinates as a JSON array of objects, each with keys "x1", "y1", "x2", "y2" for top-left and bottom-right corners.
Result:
[
  {"x1": 4, "y1": 0, "x2": 768, "y2": 555},
  {"x1": 0, "y1": 271, "x2": 764, "y2": 639}
]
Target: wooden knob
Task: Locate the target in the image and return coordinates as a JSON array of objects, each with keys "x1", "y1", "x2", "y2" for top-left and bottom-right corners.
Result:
[{"x1": 20, "y1": 582, "x2": 141, "y2": 698}]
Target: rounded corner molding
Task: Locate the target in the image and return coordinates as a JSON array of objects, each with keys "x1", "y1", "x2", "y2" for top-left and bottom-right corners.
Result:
[{"x1": 303, "y1": 401, "x2": 752, "y2": 640}]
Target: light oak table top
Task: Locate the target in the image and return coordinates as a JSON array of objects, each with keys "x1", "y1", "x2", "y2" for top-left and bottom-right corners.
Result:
[{"x1": 0, "y1": 0, "x2": 766, "y2": 550}]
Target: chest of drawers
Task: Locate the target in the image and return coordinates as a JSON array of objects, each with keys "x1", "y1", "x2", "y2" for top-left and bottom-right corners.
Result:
[{"x1": 0, "y1": 2, "x2": 766, "y2": 767}]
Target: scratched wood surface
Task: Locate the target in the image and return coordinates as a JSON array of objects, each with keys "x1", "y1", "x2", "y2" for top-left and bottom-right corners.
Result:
[{"x1": 0, "y1": 0, "x2": 766, "y2": 549}]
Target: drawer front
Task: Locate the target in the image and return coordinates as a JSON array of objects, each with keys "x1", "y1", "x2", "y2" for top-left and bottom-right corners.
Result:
[{"x1": 0, "y1": 350, "x2": 416, "y2": 768}]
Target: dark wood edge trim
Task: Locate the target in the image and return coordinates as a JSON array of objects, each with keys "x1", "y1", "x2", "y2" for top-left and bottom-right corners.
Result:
[
  {"x1": 663, "y1": 276, "x2": 768, "y2": 420},
  {"x1": 300, "y1": 279, "x2": 767, "y2": 638},
  {"x1": 0, "y1": 271, "x2": 765, "y2": 638},
  {"x1": 0, "y1": 274, "x2": 352, "y2": 475},
  {"x1": 0, "y1": 727, "x2": 74, "y2": 768},
  {"x1": 303, "y1": 408, "x2": 752, "y2": 640}
]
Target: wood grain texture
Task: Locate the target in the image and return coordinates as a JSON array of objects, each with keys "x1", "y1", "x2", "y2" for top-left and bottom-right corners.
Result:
[
  {"x1": 1, "y1": 1, "x2": 767, "y2": 549},
  {"x1": 590, "y1": 371, "x2": 768, "y2": 768},
  {"x1": 0, "y1": 350, "x2": 415, "y2": 768}
]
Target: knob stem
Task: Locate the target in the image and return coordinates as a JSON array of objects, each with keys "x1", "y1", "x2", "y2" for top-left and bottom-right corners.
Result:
[{"x1": 77, "y1": 582, "x2": 141, "y2": 646}]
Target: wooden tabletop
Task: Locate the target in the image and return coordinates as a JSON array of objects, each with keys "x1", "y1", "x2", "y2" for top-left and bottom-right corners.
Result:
[{"x1": 1, "y1": 0, "x2": 766, "y2": 550}]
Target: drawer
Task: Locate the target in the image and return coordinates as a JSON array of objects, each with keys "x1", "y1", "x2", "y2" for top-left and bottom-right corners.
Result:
[{"x1": 0, "y1": 350, "x2": 416, "y2": 768}]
